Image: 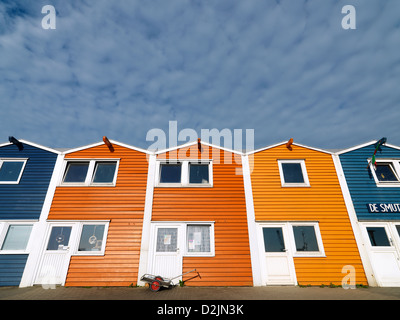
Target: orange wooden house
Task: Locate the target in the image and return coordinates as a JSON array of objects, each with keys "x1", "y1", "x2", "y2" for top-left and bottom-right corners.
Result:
[
  {"x1": 244, "y1": 140, "x2": 368, "y2": 286},
  {"x1": 31, "y1": 138, "x2": 152, "y2": 287},
  {"x1": 137, "y1": 140, "x2": 254, "y2": 287}
]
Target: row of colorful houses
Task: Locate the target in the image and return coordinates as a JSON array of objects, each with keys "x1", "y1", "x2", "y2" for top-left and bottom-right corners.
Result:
[{"x1": 1, "y1": 136, "x2": 400, "y2": 288}]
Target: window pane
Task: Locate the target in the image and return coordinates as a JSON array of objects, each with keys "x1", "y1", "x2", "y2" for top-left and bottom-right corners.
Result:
[
  {"x1": 47, "y1": 227, "x2": 72, "y2": 250},
  {"x1": 367, "y1": 227, "x2": 391, "y2": 246},
  {"x1": 293, "y1": 226, "x2": 319, "y2": 252},
  {"x1": 78, "y1": 225, "x2": 105, "y2": 252},
  {"x1": 262, "y1": 227, "x2": 285, "y2": 252},
  {"x1": 1, "y1": 225, "x2": 32, "y2": 250},
  {"x1": 0, "y1": 161, "x2": 24, "y2": 182},
  {"x1": 375, "y1": 164, "x2": 398, "y2": 182},
  {"x1": 63, "y1": 162, "x2": 89, "y2": 183},
  {"x1": 160, "y1": 164, "x2": 181, "y2": 183},
  {"x1": 156, "y1": 228, "x2": 178, "y2": 252},
  {"x1": 281, "y1": 163, "x2": 305, "y2": 184},
  {"x1": 92, "y1": 162, "x2": 117, "y2": 183},
  {"x1": 187, "y1": 225, "x2": 211, "y2": 253},
  {"x1": 189, "y1": 164, "x2": 209, "y2": 184}
]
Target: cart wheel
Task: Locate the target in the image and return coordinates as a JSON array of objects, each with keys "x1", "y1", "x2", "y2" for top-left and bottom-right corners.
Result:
[
  {"x1": 149, "y1": 279, "x2": 161, "y2": 292},
  {"x1": 155, "y1": 276, "x2": 164, "y2": 281}
]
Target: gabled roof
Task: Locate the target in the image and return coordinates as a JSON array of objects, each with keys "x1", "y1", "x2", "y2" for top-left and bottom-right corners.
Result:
[
  {"x1": 0, "y1": 138, "x2": 62, "y2": 154},
  {"x1": 245, "y1": 140, "x2": 333, "y2": 156},
  {"x1": 336, "y1": 140, "x2": 400, "y2": 155},
  {"x1": 154, "y1": 139, "x2": 243, "y2": 156},
  {"x1": 63, "y1": 138, "x2": 153, "y2": 155}
]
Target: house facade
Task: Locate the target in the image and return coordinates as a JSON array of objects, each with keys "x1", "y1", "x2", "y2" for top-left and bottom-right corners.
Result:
[
  {"x1": 138, "y1": 140, "x2": 254, "y2": 286},
  {"x1": 26, "y1": 138, "x2": 152, "y2": 287},
  {"x1": 245, "y1": 141, "x2": 368, "y2": 286},
  {"x1": 0, "y1": 138, "x2": 60, "y2": 287},
  {"x1": 336, "y1": 140, "x2": 400, "y2": 286}
]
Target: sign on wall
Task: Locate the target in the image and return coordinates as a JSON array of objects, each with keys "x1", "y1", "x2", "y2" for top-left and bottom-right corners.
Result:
[{"x1": 367, "y1": 203, "x2": 400, "y2": 213}]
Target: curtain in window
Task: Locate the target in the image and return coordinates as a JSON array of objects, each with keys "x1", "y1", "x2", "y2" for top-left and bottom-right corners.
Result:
[
  {"x1": 156, "y1": 228, "x2": 178, "y2": 252},
  {"x1": 187, "y1": 225, "x2": 210, "y2": 253}
]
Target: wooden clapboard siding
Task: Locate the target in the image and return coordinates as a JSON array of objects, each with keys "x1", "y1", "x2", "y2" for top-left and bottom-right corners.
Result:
[
  {"x1": 251, "y1": 143, "x2": 368, "y2": 286},
  {"x1": 152, "y1": 145, "x2": 253, "y2": 286},
  {"x1": 48, "y1": 143, "x2": 148, "y2": 286}
]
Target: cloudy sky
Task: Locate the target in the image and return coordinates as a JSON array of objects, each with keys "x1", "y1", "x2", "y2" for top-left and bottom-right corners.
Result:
[{"x1": 0, "y1": 0, "x2": 399, "y2": 151}]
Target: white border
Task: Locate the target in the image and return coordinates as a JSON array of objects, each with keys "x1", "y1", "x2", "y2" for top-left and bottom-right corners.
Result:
[
  {"x1": 0, "y1": 221, "x2": 36, "y2": 254},
  {"x1": 155, "y1": 159, "x2": 213, "y2": 187},
  {"x1": 277, "y1": 159, "x2": 310, "y2": 187},
  {"x1": 369, "y1": 159, "x2": 400, "y2": 187},
  {"x1": 59, "y1": 159, "x2": 120, "y2": 187},
  {"x1": 0, "y1": 159, "x2": 28, "y2": 184},
  {"x1": 241, "y1": 154, "x2": 262, "y2": 286},
  {"x1": 332, "y1": 153, "x2": 377, "y2": 286}
]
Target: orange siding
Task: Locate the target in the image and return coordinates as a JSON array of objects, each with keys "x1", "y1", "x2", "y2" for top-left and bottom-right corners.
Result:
[
  {"x1": 251, "y1": 144, "x2": 368, "y2": 286},
  {"x1": 153, "y1": 145, "x2": 253, "y2": 286},
  {"x1": 48, "y1": 144, "x2": 148, "y2": 286}
]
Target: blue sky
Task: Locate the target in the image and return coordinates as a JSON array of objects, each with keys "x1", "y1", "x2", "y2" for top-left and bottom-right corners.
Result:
[{"x1": 0, "y1": 0, "x2": 399, "y2": 151}]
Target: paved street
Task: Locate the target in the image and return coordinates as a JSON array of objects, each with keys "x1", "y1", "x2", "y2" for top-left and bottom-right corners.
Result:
[{"x1": 1, "y1": 285, "x2": 400, "y2": 300}]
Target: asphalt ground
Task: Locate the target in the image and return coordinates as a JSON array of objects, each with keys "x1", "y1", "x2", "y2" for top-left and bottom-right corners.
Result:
[{"x1": 1, "y1": 285, "x2": 399, "y2": 319}]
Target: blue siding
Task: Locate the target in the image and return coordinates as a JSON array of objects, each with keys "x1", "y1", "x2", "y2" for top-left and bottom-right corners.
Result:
[
  {"x1": 339, "y1": 144, "x2": 400, "y2": 220},
  {"x1": 0, "y1": 254, "x2": 29, "y2": 286},
  {"x1": 0, "y1": 143, "x2": 58, "y2": 220}
]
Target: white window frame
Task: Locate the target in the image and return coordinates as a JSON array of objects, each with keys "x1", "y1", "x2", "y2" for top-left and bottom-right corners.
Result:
[
  {"x1": 369, "y1": 159, "x2": 400, "y2": 187},
  {"x1": 73, "y1": 221, "x2": 110, "y2": 256},
  {"x1": 155, "y1": 160, "x2": 213, "y2": 187},
  {"x1": 0, "y1": 159, "x2": 28, "y2": 184},
  {"x1": 0, "y1": 221, "x2": 35, "y2": 254},
  {"x1": 277, "y1": 159, "x2": 310, "y2": 187},
  {"x1": 288, "y1": 222, "x2": 325, "y2": 257},
  {"x1": 184, "y1": 222, "x2": 215, "y2": 257},
  {"x1": 59, "y1": 159, "x2": 120, "y2": 187}
]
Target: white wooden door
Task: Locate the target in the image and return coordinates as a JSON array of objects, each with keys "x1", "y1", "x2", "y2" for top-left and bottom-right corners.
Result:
[
  {"x1": 149, "y1": 224, "x2": 183, "y2": 283},
  {"x1": 34, "y1": 223, "x2": 77, "y2": 286},
  {"x1": 363, "y1": 223, "x2": 400, "y2": 287},
  {"x1": 258, "y1": 223, "x2": 297, "y2": 285}
]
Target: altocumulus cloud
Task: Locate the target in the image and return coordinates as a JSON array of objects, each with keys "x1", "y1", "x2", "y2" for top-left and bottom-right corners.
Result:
[{"x1": 0, "y1": 0, "x2": 399, "y2": 150}]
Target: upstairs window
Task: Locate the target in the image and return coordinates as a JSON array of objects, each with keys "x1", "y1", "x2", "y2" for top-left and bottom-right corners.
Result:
[
  {"x1": 61, "y1": 160, "x2": 118, "y2": 186},
  {"x1": 278, "y1": 160, "x2": 310, "y2": 187},
  {"x1": 370, "y1": 160, "x2": 400, "y2": 187},
  {"x1": 0, "y1": 159, "x2": 27, "y2": 184},
  {"x1": 160, "y1": 163, "x2": 182, "y2": 183},
  {"x1": 157, "y1": 160, "x2": 212, "y2": 187},
  {"x1": 189, "y1": 163, "x2": 209, "y2": 184},
  {"x1": 63, "y1": 162, "x2": 89, "y2": 183}
]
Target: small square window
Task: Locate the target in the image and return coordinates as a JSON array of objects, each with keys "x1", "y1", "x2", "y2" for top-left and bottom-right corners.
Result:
[
  {"x1": 1, "y1": 225, "x2": 33, "y2": 251},
  {"x1": 78, "y1": 225, "x2": 105, "y2": 252},
  {"x1": 0, "y1": 160, "x2": 26, "y2": 183},
  {"x1": 63, "y1": 162, "x2": 89, "y2": 183},
  {"x1": 92, "y1": 162, "x2": 117, "y2": 184},
  {"x1": 160, "y1": 163, "x2": 182, "y2": 183},
  {"x1": 375, "y1": 163, "x2": 399, "y2": 182},
  {"x1": 282, "y1": 163, "x2": 304, "y2": 183},
  {"x1": 187, "y1": 225, "x2": 211, "y2": 253},
  {"x1": 293, "y1": 226, "x2": 319, "y2": 252},
  {"x1": 189, "y1": 164, "x2": 209, "y2": 184},
  {"x1": 278, "y1": 160, "x2": 310, "y2": 187}
]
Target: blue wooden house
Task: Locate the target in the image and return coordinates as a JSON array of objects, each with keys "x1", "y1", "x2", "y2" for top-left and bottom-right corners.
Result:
[
  {"x1": 0, "y1": 137, "x2": 60, "y2": 287},
  {"x1": 335, "y1": 139, "x2": 400, "y2": 286}
]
